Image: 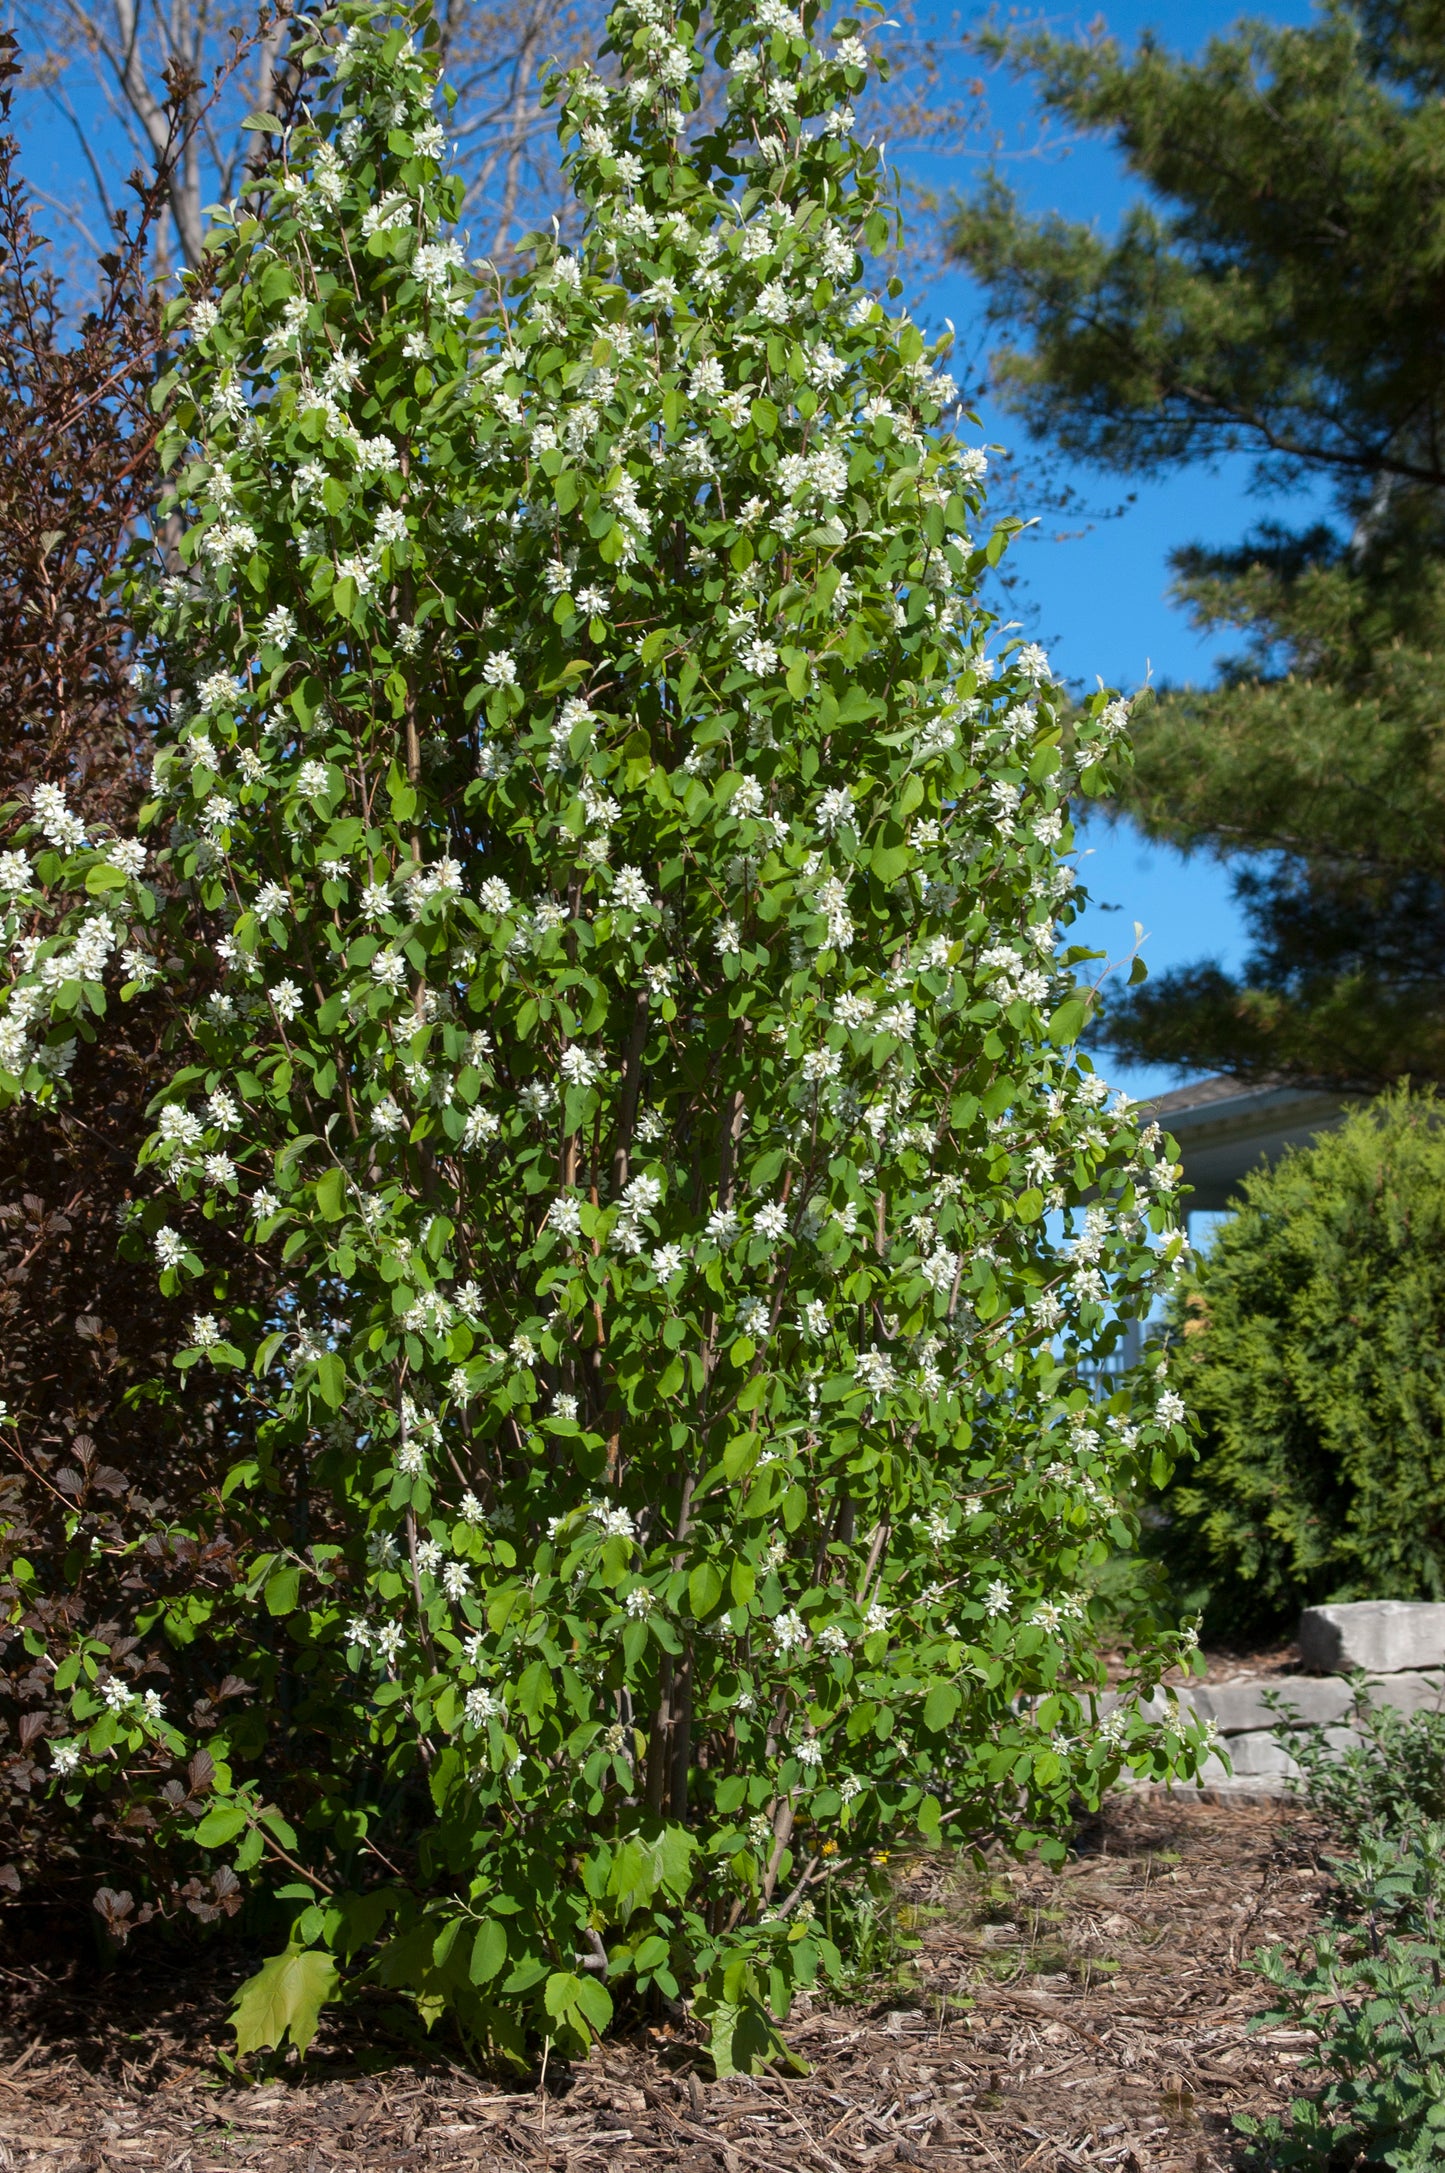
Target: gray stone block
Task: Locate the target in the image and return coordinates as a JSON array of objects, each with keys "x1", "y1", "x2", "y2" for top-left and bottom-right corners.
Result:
[
  {"x1": 1189, "y1": 1677, "x2": 1355, "y2": 1735},
  {"x1": 1192, "y1": 1748, "x2": 1292, "y2": 1795},
  {"x1": 1219, "y1": 1730, "x2": 1302, "y2": 1778},
  {"x1": 1299, "y1": 1601, "x2": 1445, "y2": 1676},
  {"x1": 1360, "y1": 1670, "x2": 1445, "y2": 1719}
]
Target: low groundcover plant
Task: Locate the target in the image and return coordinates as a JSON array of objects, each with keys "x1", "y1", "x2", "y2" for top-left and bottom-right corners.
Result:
[
  {"x1": 0, "y1": 0, "x2": 1206, "y2": 2067},
  {"x1": 1241, "y1": 1719, "x2": 1445, "y2": 2173}
]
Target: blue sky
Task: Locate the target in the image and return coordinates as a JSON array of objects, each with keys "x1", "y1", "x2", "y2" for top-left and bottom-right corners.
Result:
[
  {"x1": 902, "y1": 0, "x2": 1323, "y2": 1098},
  {"x1": 14, "y1": 0, "x2": 1324, "y2": 1099}
]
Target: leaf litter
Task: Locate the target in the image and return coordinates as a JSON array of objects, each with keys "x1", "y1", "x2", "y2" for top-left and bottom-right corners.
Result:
[{"x1": 0, "y1": 1795, "x2": 1330, "y2": 2170}]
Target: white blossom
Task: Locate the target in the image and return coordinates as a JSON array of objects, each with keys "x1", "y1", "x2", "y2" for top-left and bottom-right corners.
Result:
[
  {"x1": 854, "y1": 1348, "x2": 896, "y2": 1397},
  {"x1": 32, "y1": 782, "x2": 87, "y2": 852},
  {"x1": 559, "y1": 1046, "x2": 599, "y2": 1088},
  {"x1": 612, "y1": 865, "x2": 651, "y2": 913}
]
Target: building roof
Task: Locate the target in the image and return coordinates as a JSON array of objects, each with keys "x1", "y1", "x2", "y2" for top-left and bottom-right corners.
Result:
[{"x1": 1142, "y1": 1075, "x2": 1361, "y2": 1211}]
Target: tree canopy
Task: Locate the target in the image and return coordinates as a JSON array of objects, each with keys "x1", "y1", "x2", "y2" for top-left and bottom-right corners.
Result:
[
  {"x1": 951, "y1": 0, "x2": 1445, "y2": 1090},
  {"x1": 0, "y1": 0, "x2": 1202, "y2": 2055}
]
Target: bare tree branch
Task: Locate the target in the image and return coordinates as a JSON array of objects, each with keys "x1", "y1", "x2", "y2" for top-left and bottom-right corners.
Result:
[{"x1": 12, "y1": 0, "x2": 983, "y2": 280}]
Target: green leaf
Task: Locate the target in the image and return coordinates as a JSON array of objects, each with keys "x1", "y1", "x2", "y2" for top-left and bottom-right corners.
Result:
[
  {"x1": 688, "y1": 1561, "x2": 723, "y2": 1617},
  {"x1": 1048, "y1": 994, "x2": 1090, "y2": 1044},
  {"x1": 701, "y1": 1987, "x2": 801, "y2": 2077},
  {"x1": 658, "y1": 1355, "x2": 685, "y2": 1398},
  {"x1": 544, "y1": 1968, "x2": 584, "y2": 2020},
  {"x1": 723, "y1": 1435, "x2": 759, "y2": 1481},
  {"x1": 471, "y1": 1918, "x2": 508, "y2": 1984},
  {"x1": 574, "y1": 1974, "x2": 613, "y2": 2032},
  {"x1": 315, "y1": 1166, "x2": 346, "y2": 1221},
  {"x1": 923, "y1": 1681, "x2": 961, "y2": 1732},
  {"x1": 230, "y1": 1945, "x2": 338, "y2": 2060},
  {"x1": 516, "y1": 1659, "x2": 556, "y2": 1722},
  {"x1": 314, "y1": 1351, "x2": 346, "y2": 1410},
  {"x1": 265, "y1": 1563, "x2": 301, "y2": 1616},
  {"x1": 194, "y1": 1803, "x2": 248, "y2": 1849},
  {"x1": 608, "y1": 1823, "x2": 697, "y2": 1920}
]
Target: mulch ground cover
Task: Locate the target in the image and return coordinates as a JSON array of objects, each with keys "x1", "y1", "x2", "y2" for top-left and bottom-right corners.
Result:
[{"x1": 0, "y1": 1790, "x2": 1332, "y2": 2173}]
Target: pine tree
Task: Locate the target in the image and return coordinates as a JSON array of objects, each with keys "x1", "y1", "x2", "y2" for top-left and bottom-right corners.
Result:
[{"x1": 950, "y1": 0, "x2": 1445, "y2": 1090}]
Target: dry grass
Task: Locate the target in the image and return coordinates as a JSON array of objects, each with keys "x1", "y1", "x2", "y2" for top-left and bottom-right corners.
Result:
[{"x1": 0, "y1": 1792, "x2": 1331, "y2": 2171}]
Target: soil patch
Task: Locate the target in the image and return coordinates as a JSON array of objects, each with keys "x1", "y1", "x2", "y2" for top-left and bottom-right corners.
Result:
[{"x1": 0, "y1": 1793, "x2": 1329, "y2": 2170}]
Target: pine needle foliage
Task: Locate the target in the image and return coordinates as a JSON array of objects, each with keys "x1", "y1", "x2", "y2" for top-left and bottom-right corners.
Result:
[{"x1": 951, "y1": 2, "x2": 1445, "y2": 1090}]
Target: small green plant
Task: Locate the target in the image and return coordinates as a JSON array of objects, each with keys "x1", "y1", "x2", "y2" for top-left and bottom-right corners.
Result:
[
  {"x1": 815, "y1": 1852, "x2": 924, "y2": 2002},
  {"x1": 1240, "y1": 1703, "x2": 1445, "y2": 2168},
  {"x1": 1238, "y1": 1825, "x2": 1445, "y2": 2172},
  {"x1": 1268, "y1": 1683, "x2": 1445, "y2": 1843}
]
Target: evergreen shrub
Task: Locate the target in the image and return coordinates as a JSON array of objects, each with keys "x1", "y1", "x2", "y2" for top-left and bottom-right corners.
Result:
[
  {"x1": 0, "y1": 0, "x2": 1204, "y2": 2063},
  {"x1": 1152, "y1": 1088, "x2": 1445, "y2": 1640}
]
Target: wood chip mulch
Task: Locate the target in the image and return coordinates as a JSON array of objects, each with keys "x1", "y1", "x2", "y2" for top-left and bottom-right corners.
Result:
[{"x1": 0, "y1": 1792, "x2": 1333, "y2": 2172}]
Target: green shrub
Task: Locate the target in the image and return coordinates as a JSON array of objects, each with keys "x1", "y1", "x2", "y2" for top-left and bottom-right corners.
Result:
[
  {"x1": 1149, "y1": 1088, "x2": 1445, "y2": 1640},
  {"x1": 1240, "y1": 1716, "x2": 1445, "y2": 2171},
  {"x1": 1238, "y1": 1830, "x2": 1445, "y2": 2173},
  {"x1": 0, "y1": 0, "x2": 1205, "y2": 2065},
  {"x1": 1268, "y1": 1684, "x2": 1445, "y2": 1845}
]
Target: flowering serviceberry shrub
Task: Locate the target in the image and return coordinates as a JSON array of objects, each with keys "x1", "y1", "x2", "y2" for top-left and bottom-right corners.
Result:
[{"x1": 0, "y1": 0, "x2": 1205, "y2": 2067}]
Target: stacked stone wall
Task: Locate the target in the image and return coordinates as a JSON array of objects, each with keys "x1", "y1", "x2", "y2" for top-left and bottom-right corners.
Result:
[{"x1": 1113, "y1": 1601, "x2": 1445, "y2": 1798}]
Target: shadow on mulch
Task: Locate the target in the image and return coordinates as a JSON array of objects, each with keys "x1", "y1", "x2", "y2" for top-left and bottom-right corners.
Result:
[{"x1": 0, "y1": 1793, "x2": 1330, "y2": 2171}]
